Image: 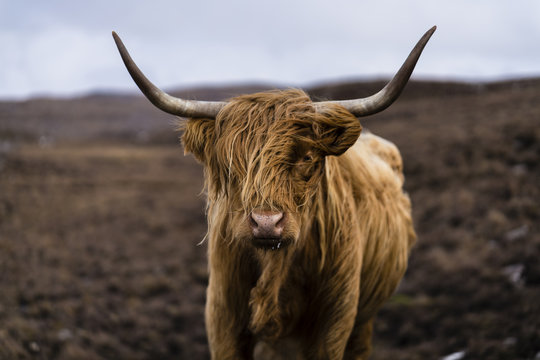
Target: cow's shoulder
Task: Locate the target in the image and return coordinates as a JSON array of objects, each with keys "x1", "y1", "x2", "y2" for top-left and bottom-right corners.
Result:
[{"x1": 350, "y1": 131, "x2": 404, "y2": 186}]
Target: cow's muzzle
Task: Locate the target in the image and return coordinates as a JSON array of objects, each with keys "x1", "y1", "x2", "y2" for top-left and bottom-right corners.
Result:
[{"x1": 249, "y1": 209, "x2": 290, "y2": 250}]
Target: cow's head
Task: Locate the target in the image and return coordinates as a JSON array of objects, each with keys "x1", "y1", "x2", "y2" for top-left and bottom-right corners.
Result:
[
  {"x1": 112, "y1": 27, "x2": 435, "y2": 251},
  {"x1": 182, "y1": 89, "x2": 361, "y2": 250}
]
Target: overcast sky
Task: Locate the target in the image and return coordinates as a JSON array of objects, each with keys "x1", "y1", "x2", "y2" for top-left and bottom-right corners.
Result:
[{"x1": 1, "y1": 0, "x2": 539, "y2": 99}]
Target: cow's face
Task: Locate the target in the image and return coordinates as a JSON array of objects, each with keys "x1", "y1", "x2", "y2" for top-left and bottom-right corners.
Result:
[{"x1": 183, "y1": 89, "x2": 361, "y2": 251}]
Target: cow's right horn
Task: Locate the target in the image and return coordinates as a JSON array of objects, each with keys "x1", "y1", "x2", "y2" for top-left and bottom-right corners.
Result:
[
  {"x1": 112, "y1": 32, "x2": 226, "y2": 119},
  {"x1": 314, "y1": 26, "x2": 436, "y2": 117}
]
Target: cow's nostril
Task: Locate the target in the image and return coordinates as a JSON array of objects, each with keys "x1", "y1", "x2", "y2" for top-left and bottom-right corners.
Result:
[{"x1": 249, "y1": 214, "x2": 258, "y2": 228}]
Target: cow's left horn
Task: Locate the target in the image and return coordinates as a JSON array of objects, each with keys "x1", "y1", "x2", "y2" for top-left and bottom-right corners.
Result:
[
  {"x1": 314, "y1": 26, "x2": 436, "y2": 117},
  {"x1": 112, "y1": 32, "x2": 226, "y2": 118}
]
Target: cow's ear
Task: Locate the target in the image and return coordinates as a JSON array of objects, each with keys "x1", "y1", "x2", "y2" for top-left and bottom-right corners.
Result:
[
  {"x1": 312, "y1": 105, "x2": 362, "y2": 156},
  {"x1": 181, "y1": 118, "x2": 216, "y2": 163}
]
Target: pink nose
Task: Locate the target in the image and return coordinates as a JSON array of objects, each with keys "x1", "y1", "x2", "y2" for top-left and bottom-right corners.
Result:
[{"x1": 250, "y1": 210, "x2": 284, "y2": 238}]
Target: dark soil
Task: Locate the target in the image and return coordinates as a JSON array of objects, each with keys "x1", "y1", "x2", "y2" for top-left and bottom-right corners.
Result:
[{"x1": 0, "y1": 79, "x2": 539, "y2": 359}]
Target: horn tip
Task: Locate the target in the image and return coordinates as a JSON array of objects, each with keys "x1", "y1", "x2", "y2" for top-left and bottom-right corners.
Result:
[{"x1": 419, "y1": 26, "x2": 437, "y2": 44}]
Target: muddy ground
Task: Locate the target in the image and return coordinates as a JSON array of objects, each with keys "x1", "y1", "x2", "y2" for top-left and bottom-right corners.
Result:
[{"x1": 0, "y1": 79, "x2": 539, "y2": 359}]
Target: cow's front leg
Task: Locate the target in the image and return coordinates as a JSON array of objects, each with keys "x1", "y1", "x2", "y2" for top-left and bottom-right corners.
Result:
[
  {"x1": 206, "y1": 279, "x2": 254, "y2": 359},
  {"x1": 302, "y1": 271, "x2": 361, "y2": 359},
  {"x1": 206, "y1": 244, "x2": 257, "y2": 359},
  {"x1": 344, "y1": 318, "x2": 374, "y2": 360}
]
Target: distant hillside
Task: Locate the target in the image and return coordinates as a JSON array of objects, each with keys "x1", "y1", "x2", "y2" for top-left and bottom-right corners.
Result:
[{"x1": 1, "y1": 78, "x2": 539, "y2": 145}]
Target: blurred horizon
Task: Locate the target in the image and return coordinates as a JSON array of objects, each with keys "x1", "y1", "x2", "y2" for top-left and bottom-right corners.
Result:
[{"x1": 3, "y1": 75, "x2": 540, "y2": 103}]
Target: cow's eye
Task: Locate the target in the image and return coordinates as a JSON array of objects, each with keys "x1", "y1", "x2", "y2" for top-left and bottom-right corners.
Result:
[
  {"x1": 302, "y1": 154, "x2": 313, "y2": 162},
  {"x1": 294, "y1": 151, "x2": 319, "y2": 181}
]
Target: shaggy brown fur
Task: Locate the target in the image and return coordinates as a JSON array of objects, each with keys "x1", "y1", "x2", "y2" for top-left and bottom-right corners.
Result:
[{"x1": 181, "y1": 89, "x2": 416, "y2": 359}]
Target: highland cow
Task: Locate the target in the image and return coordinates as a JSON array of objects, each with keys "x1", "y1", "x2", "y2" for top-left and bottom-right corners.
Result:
[{"x1": 113, "y1": 26, "x2": 435, "y2": 359}]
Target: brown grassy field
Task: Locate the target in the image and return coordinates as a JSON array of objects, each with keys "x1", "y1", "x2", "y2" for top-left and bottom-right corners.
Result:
[{"x1": 1, "y1": 79, "x2": 539, "y2": 359}]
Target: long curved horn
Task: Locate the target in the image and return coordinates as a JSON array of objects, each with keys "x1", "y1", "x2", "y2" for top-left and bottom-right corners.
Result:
[
  {"x1": 112, "y1": 32, "x2": 226, "y2": 118},
  {"x1": 314, "y1": 26, "x2": 436, "y2": 117}
]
